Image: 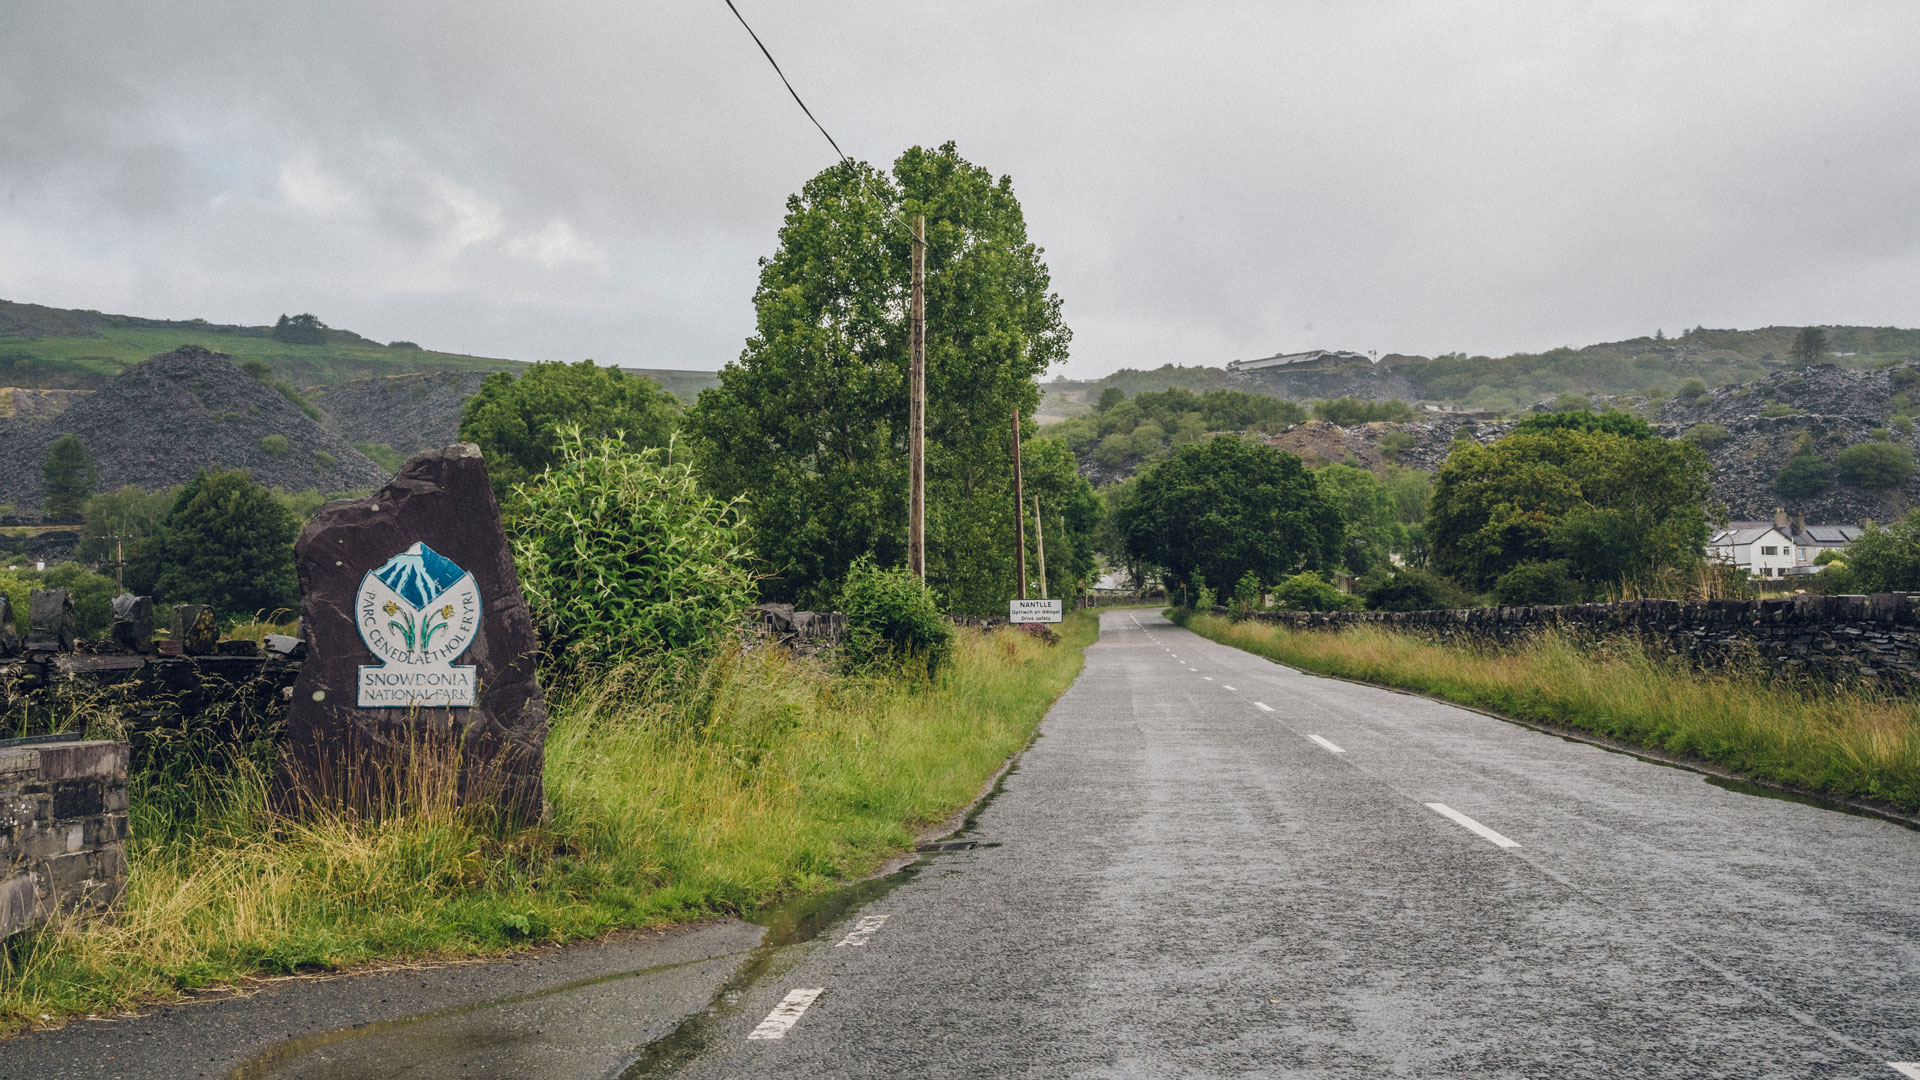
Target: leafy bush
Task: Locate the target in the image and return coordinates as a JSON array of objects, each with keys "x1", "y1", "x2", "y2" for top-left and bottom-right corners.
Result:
[
  {"x1": 1313, "y1": 397, "x2": 1415, "y2": 426},
  {"x1": 1229, "y1": 571, "x2": 1263, "y2": 621},
  {"x1": 259, "y1": 434, "x2": 288, "y2": 459},
  {"x1": 0, "y1": 563, "x2": 124, "y2": 639},
  {"x1": 1272, "y1": 571, "x2": 1359, "y2": 612},
  {"x1": 1493, "y1": 561, "x2": 1582, "y2": 606},
  {"x1": 128, "y1": 471, "x2": 299, "y2": 617},
  {"x1": 1835, "y1": 441, "x2": 1915, "y2": 490},
  {"x1": 1682, "y1": 422, "x2": 1730, "y2": 448},
  {"x1": 1823, "y1": 510, "x2": 1920, "y2": 592},
  {"x1": 1759, "y1": 402, "x2": 1801, "y2": 418},
  {"x1": 388, "y1": 340, "x2": 422, "y2": 350},
  {"x1": 837, "y1": 557, "x2": 954, "y2": 675},
  {"x1": 41, "y1": 434, "x2": 97, "y2": 517},
  {"x1": 354, "y1": 442, "x2": 408, "y2": 473},
  {"x1": 1377, "y1": 429, "x2": 1417, "y2": 462},
  {"x1": 1512, "y1": 409, "x2": 1655, "y2": 441},
  {"x1": 312, "y1": 451, "x2": 336, "y2": 470},
  {"x1": 1773, "y1": 452, "x2": 1831, "y2": 500},
  {"x1": 461, "y1": 359, "x2": 682, "y2": 498},
  {"x1": 1892, "y1": 367, "x2": 1920, "y2": 389},
  {"x1": 513, "y1": 432, "x2": 755, "y2": 674},
  {"x1": 1677, "y1": 378, "x2": 1707, "y2": 400},
  {"x1": 1363, "y1": 568, "x2": 1474, "y2": 611}
]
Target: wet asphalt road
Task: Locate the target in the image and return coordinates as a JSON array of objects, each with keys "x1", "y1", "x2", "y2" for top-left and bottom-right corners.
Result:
[
  {"x1": 648, "y1": 609, "x2": 1920, "y2": 1079},
  {"x1": 7, "y1": 608, "x2": 1920, "y2": 1078}
]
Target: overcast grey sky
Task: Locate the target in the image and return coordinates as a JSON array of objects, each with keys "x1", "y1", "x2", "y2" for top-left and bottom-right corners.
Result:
[{"x1": 3, "y1": 2, "x2": 1917, "y2": 378}]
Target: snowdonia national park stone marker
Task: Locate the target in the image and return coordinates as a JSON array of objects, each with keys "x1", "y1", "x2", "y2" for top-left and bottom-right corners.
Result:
[{"x1": 274, "y1": 443, "x2": 548, "y2": 819}]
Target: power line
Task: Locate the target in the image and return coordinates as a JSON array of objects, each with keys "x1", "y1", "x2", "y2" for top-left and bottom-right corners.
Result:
[{"x1": 721, "y1": 0, "x2": 848, "y2": 163}]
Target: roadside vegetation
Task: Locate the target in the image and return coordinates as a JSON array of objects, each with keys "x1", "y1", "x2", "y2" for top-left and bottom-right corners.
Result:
[
  {"x1": 1174, "y1": 611, "x2": 1920, "y2": 813},
  {"x1": 0, "y1": 141, "x2": 1099, "y2": 1034},
  {"x1": 0, "y1": 618, "x2": 1090, "y2": 1030}
]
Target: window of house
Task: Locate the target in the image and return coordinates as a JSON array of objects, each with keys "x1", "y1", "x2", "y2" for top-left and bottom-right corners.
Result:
[{"x1": 1761, "y1": 546, "x2": 1778, "y2": 555}]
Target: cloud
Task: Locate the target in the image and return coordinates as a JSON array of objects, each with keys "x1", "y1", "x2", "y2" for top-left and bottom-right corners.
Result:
[{"x1": 1, "y1": 1, "x2": 1918, "y2": 376}]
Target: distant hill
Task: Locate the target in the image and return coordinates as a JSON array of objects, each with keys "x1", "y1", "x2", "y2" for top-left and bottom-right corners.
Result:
[
  {"x1": 0, "y1": 297, "x2": 519, "y2": 390},
  {"x1": 0, "y1": 345, "x2": 389, "y2": 506},
  {"x1": 1052, "y1": 326, "x2": 1920, "y2": 414}
]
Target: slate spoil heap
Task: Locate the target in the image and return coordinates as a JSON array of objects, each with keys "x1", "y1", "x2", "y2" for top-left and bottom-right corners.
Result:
[{"x1": 0, "y1": 345, "x2": 389, "y2": 505}]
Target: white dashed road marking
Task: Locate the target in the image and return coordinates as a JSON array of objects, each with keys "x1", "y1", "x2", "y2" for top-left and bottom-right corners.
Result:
[
  {"x1": 748, "y1": 988, "x2": 824, "y2": 1040},
  {"x1": 1222, "y1": 685, "x2": 1235, "y2": 691},
  {"x1": 1307, "y1": 734, "x2": 1345, "y2": 754},
  {"x1": 835, "y1": 914, "x2": 889, "y2": 947},
  {"x1": 1203, "y1": 676, "x2": 1214, "y2": 681},
  {"x1": 1887, "y1": 1064, "x2": 1920, "y2": 1079},
  {"x1": 1425, "y1": 803, "x2": 1521, "y2": 849},
  {"x1": 1253, "y1": 702, "x2": 1273, "y2": 712}
]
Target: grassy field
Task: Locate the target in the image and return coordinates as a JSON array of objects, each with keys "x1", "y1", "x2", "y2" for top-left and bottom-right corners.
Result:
[
  {"x1": 1175, "y1": 611, "x2": 1920, "y2": 813},
  {"x1": 0, "y1": 616, "x2": 1094, "y2": 1032},
  {"x1": 0, "y1": 327, "x2": 516, "y2": 390}
]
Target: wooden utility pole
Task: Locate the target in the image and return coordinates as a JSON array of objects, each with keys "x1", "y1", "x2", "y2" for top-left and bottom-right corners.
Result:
[
  {"x1": 1033, "y1": 496, "x2": 1047, "y2": 600},
  {"x1": 112, "y1": 537, "x2": 124, "y2": 593},
  {"x1": 1012, "y1": 408, "x2": 1027, "y2": 599},
  {"x1": 908, "y1": 214, "x2": 927, "y2": 580}
]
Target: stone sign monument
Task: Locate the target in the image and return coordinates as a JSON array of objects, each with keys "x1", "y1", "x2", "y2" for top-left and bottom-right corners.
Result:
[{"x1": 274, "y1": 444, "x2": 548, "y2": 819}]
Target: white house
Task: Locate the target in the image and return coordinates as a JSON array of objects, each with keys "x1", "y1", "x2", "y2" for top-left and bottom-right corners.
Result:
[{"x1": 1707, "y1": 508, "x2": 1864, "y2": 579}]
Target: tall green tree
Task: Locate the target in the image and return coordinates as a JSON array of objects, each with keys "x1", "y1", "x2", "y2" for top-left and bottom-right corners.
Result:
[
  {"x1": 1314, "y1": 463, "x2": 1401, "y2": 575},
  {"x1": 686, "y1": 143, "x2": 1071, "y2": 610},
  {"x1": 459, "y1": 359, "x2": 681, "y2": 497},
  {"x1": 41, "y1": 434, "x2": 99, "y2": 517},
  {"x1": 1790, "y1": 326, "x2": 1830, "y2": 368},
  {"x1": 129, "y1": 471, "x2": 299, "y2": 617},
  {"x1": 1428, "y1": 424, "x2": 1712, "y2": 592},
  {"x1": 1115, "y1": 435, "x2": 1342, "y2": 593}
]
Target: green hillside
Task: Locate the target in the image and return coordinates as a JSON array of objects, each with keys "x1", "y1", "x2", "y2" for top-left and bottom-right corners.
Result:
[{"x1": 0, "y1": 298, "x2": 517, "y2": 390}]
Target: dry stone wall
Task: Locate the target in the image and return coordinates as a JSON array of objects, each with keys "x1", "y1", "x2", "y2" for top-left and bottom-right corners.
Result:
[
  {"x1": 0, "y1": 737, "x2": 129, "y2": 940},
  {"x1": 1245, "y1": 593, "x2": 1920, "y2": 689}
]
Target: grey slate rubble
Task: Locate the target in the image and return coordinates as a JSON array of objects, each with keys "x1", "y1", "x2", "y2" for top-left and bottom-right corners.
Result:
[
  {"x1": 0, "y1": 344, "x2": 388, "y2": 506},
  {"x1": 27, "y1": 588, "x2": 75, "y2": 652}
]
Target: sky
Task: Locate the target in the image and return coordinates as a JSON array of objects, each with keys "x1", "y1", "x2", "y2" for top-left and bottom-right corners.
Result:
[{"x1": 3, "y1": 1, "x2": 1918, "y2": 379}]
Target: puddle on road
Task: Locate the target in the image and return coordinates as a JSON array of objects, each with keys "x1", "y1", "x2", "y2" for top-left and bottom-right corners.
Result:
[{"x1": 229, "y1": 757, "x2": 1023, "y2": 1080}]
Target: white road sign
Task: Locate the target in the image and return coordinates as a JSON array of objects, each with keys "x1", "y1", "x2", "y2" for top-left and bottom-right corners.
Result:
[{"x1": 1009, "y1": 599, "x2": 1064, "y2": 624}]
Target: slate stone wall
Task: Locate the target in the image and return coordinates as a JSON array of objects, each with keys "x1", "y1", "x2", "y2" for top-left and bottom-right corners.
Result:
[
  {"x1": 0, "y1": 738, "x2": 129, "y2": 941},
  {"x1": 1242, "y1": 593, "x2": 1920, "y2": 688}
]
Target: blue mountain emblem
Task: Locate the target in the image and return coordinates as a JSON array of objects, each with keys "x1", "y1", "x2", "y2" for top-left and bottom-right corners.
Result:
[{"x1": 374, "y1": 542, "x2": 469, "y2": 609}]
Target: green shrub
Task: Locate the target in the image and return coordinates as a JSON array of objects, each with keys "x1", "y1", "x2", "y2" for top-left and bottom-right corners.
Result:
[
  {"x1": 1493, "y1": 561, "x2": 1582, "y2": 606},
  {"x1": 513, "y1": 431, "x2": 756, "y2": 674},
  {"x1": 128, "y1": 471, "x2": 298, "y2": 617},
  {"x1": 1773, "y1": 452, "x2": 1831, "y2": 500},
  {"x1": 312, "y1": 451, "x2": 336, "y2": 470},
  {"x1": 1677, "y1": 378, "x2": 1707, "y2": 400},
  {"x1": 1363, "y1": 568, "x2": 1474, "y2": 611},
  {"x1": 1759, "y1": 402, "x2": 1801, "y2": 418},
  {"x1": 1313, "y1": 398, "x2": 1415, "y2": 426},
  {"x1": 1682, "y1": 422, "x2": 1731, "y2": 448},
  {"x1": 259, "y1": 434, "x2": 288, "y2": 459},
  {"x1": 0, "y1": 563, "x2": 120, "y2": 639},
  {"x1": 1229, "y1": 571, "x2": 1263, "y2": 621},
  {"x1": 1272, "y1": 571, "x2": 1359, "y2": 612},
  {"x1": 1377, "y1": 429, "x2": 1417, "y2": 462},
  {"x1": 1835, "y1": 440, "x2": 1915, "y2": 490},
  {"x1": 1892, "y1": 367, "x2": 1920, "y2": 388},
  {"x1": 838, "y1": 557, "x2": 954, "y2": 675},
  {"x1": 354, "y1": 442, "x2": 408, "y2": 473}
]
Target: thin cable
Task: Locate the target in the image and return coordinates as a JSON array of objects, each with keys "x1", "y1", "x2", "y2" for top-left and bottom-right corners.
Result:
[{"x1": 722, "y1": 0, "x2": 848, "y2": 163}]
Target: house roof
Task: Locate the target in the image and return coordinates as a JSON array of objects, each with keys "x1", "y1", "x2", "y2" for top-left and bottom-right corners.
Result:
[
  {"x1": 1709, "y1": 526, "x2": 1783, "y2": 546},
  {"x1": 1797, "y1": 524, "x2": 1864, "y2": 544}
]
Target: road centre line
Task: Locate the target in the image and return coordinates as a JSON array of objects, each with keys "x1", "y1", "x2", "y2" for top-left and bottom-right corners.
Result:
[
  {"x1": 1202, "y1": 676, "x2": 1213, "y2": 681},
  {"x1": 835, "y1": 914, "x2": 889, "y2": 947},
  {"x1": 1889, "y1": 1064, "x2": 1920, "y2": 1079},
  {"x1": 1254, "y1": 702, "x2": 1273, "y2": 712},
  {"x1": 1223, "y1": 685, "x2": 1235, "y2": 691},
  {"x1": 1307, "y1": 734, "x2": 1345, "y2": 754},
  {"x1": 747, "y1": 988, "x2": 824, "y2": 1040},
  {"x1": 1425, "y1": 803, "x2": 1521, "y2": 849}
]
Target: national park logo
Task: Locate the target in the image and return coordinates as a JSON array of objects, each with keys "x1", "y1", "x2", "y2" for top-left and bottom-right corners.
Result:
[{"x1": 355, "y1": 542, "x2": 481, "y2": 707}]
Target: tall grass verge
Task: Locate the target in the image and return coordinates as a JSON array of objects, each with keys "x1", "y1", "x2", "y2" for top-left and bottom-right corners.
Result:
[
  {"x1": 1175, "y1": 611, "x2": 1920, "y2": 812},
  {"x1": 0, "y1": 615, "x2": 1094, "y2": 1032}
]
